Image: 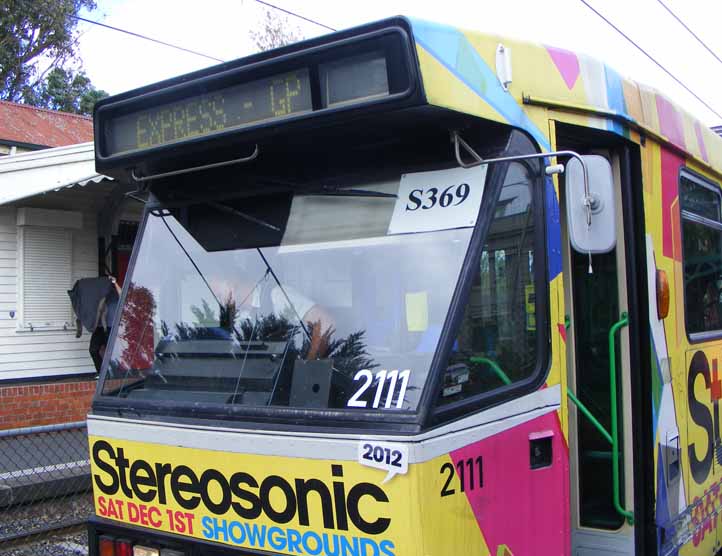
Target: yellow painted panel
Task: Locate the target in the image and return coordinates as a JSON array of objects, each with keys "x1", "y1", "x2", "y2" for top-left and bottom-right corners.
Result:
[{"x1": 416, "y1": 44, "x2": 505, "y2": 126}]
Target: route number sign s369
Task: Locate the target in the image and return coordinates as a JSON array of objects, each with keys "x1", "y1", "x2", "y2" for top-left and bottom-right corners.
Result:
[{"x1": 387, "y1": 165, "x2": 487, "y2": 235}]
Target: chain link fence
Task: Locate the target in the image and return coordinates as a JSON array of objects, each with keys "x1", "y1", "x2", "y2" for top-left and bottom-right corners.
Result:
[{"x1": 0, "y1": 422, "x2": 92, "y2": 556}]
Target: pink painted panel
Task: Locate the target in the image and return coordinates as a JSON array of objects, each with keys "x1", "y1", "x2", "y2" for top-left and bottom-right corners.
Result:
[
  {"x1": 694, "y1": 121, "x2": 709, "y2": 163},
  {"x1": 450, "y1": 411, "x2": 569, "y2": 555},
  {"x1": 656, "y1": 96, "x2": 686, "y2": 151},
  {"x1": 661, "y1": 149, "x2": 684, "y2": 260},
  {"x1": 546, "y1": 47, "x2": 580, "y2": 91}
]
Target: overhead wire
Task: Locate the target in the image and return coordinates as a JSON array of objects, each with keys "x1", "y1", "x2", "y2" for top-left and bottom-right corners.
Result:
[
  {"x1": 82, "y1": 0, "x2": 722, "y2": 122},
  {"x1": 656, "y1": 0, "x2": 722, "y2": 67},
  {"x1": 252, "y1": 0, "x2": 337, "y2": 32},
  {"x1": 72, "y1": 1, "x2": 336, "y2": 65},
  {"x1": 72, "y1": 15, "x2": 225, "y2": 62},
  {"x1": 578, "y1": 0, "x2": 722, "y2": 121}
]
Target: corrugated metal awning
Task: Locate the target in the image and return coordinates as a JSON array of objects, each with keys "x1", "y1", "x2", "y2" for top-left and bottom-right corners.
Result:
[{"x1": 0, "y1": 142, "x2": 114, "y2": 205}]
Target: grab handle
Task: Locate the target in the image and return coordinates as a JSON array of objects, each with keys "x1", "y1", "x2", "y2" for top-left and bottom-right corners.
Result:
[
  {"x1": 609, "y1": 312, "x2": 634, "y2": 525},
  {"x1": 131, "y1": 145, "x2": 259, "y2": 182}
]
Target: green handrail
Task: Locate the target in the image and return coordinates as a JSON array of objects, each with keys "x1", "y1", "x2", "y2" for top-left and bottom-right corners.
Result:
[
  {"x1": 469, "y1": 356, "x2": 512, "y2": 385},
  {"x1": 566, "y1": 388, "x2": 612, "y2": 444},
  {"x1": 471, "y1": 337, "x2": 633, "y2": 525},
  {"x1": 471, "y1": 357, "x2": 612, "y2": 447},
  {"x1": 609, "y1": 312, "x2": 634, "y2": 525}
]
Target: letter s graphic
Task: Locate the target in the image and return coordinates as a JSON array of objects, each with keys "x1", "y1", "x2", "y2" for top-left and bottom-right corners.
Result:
[
  {"x1": 92, "y1": 440, "x2": 119, "y2": 495},
  {"x1": 406, "y1": 189, "x2": 423, "y2": 211},
  {"x1": 689, "y1": 351, "x2": 714, "y2": 484}
]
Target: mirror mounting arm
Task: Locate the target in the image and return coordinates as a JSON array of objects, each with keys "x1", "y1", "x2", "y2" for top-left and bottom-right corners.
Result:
[{"x1": 451, "y1": 131, "x2": 593, "y2": 226}]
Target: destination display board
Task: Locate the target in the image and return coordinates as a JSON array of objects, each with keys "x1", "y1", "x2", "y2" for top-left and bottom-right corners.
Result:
[
  {"x1": 106, "y1": 69, "x2": 314, "y2": 155},
  {"x1": 94, "y1": 24, "x2": 418, "y2": 166}
]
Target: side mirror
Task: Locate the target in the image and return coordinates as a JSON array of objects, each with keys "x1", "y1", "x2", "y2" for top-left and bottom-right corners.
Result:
[{"x1": 565, "y1": 155, "x2": 616, "y2": 254}]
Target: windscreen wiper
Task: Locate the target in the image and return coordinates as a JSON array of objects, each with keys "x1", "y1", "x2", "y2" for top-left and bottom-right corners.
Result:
[
  {"x1": 156, "y1": 192, "x2": 281, "y2": 232},
  {"x1": 255, "y1": 248, "x2": 312, "y2": 343},
  {"x1": 207, "y1": 201, "x2": 280, "y2": 231},
  {"x1": 245, "y1": 175, "x2": 397, "y2": 199},
  {"x1": 304, "y1": 186, "x2": 397, "y2": 199},
  {"x1": 229, "y1": 248, "x2": 308, "y2": 405},
  {"x1": 159, "y1": 216, "x2": 251, "y2": 345}
]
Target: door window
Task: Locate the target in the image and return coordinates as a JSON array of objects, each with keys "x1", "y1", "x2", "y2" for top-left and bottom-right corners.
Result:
[{"x1": 571, "y1": 247, "x2": 625, "y2": 529}]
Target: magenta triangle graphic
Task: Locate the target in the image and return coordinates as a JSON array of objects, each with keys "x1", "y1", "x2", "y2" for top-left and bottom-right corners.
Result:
[{"x1": 546, "y1": 46, "x2": 580, "y2": 90}]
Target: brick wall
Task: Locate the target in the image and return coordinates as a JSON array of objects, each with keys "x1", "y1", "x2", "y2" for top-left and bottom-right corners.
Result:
[{"x1": 0, "y1": 379, "x2": 96, "y2": 430}]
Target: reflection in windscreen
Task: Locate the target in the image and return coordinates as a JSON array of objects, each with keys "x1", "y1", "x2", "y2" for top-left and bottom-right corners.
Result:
[{"x1": 102, "y1": 179, "x2": 478, "y2": 411}]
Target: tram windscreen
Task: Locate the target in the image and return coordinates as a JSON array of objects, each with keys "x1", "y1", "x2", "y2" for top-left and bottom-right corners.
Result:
[{"x1": 100, "y1": 167, "x2": 487, "y2": 411}]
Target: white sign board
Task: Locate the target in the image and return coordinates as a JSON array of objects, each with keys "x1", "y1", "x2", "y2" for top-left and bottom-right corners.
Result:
[{"x1": 388, "y1": 165, "x2": 487, "y2": 235}]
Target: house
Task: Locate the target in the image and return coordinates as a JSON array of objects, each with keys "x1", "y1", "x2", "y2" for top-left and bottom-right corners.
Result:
[
  {"x1": 0, "y1": 100, "x2": 94, "y2": 155},
  {"x1": 0, "y1": 103, "x2": 141, "y2": 430}
]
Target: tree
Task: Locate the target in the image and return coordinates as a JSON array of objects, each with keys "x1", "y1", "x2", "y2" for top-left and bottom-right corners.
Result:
[
  {"x1": 77, "y1": 84, "x2": 107, "y2": 115},
  {"x1": 250, "y1": 8, "x2": 303, "y2": 52},
  {"x1": 26, "y1": 67, "x2": 107, "y2": 115},
  {"x1": 0, "y1": 0, "x2": 106, "y2": 114},
  {"x1": 117, "y1": 283, "x2": 156, "y2": 372}
]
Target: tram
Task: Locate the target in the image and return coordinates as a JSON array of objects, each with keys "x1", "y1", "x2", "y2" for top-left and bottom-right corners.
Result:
[{"x1": 87, "y1": 16, "x2": 722, "y2": 556}]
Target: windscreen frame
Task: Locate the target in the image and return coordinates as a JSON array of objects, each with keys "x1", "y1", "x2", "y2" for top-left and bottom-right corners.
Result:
[
  {"x1": 422, "y1": 133, "x2": 552, "y2": 427},
  {"x1": 91, "y1": 125, "x2": 548, "y2": 434}
]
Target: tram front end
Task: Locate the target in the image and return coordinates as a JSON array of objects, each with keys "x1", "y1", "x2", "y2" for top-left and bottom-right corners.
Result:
[{"x1": 89, "y1": 17, "x2": 564, "y2": 556}]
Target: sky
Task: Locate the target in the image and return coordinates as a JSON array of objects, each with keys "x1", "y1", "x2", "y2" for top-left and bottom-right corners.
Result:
[{"x1": 74, "y1": 0, "x2": 722, "y2": 127}]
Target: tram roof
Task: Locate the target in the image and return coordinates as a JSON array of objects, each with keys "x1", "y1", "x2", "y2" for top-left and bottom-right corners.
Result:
[
  {"x1": 409, "y1": 17, "x2": 722, "y2": 172},
  {"x1": 93, "y1": 16, "x2": 722, "y2": 178}
]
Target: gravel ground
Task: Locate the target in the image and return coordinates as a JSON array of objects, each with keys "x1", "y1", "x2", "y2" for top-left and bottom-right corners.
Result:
[
  {"x1": 0, "y1": 494, "x2": 93, "y2": 556},
  {"x1": 0, "y1": 529, "x2": 89, "y2": 556}
]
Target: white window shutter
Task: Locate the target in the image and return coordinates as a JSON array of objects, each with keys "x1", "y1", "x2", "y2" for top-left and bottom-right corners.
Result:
[{"x1": 19, "y1": 226, "x2": 73, "y2": 330}]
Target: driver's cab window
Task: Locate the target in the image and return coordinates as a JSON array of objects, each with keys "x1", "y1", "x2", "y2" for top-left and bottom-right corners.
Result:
[{"x1": 436, "y1": 161, "x2": 540, "y2": 406}]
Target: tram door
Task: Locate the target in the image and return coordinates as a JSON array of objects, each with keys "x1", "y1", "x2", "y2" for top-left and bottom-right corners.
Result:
[{"x1": 558, "y1": 134, "x2": 637, "y2": 555}]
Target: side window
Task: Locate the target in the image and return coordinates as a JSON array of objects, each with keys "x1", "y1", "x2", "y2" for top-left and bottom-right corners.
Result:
[
  {"x1": 681, "y1": 172, "x2": 722, "y2": 336},
  {"x1": 436, "y1": 161, "x2": 540, "y2": 406}
]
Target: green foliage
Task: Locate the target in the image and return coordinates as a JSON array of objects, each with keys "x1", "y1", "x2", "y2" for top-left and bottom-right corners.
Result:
[
  {"x1": 0, "y1": 0, "x2": 107, "y2": 115},
  {"x1": 303, "y1": 326, "x2": 377, "y2": 378},
  {"x1": 190, "y1": 299, "x2": 219, "y2": 327},
  {"x1": 166, "y1": 301, "x2": 375, "y2": 377},
  {"x1": 77, "y1": 84, "x2": 107, "y2": 114},
  {"x1": 25, "y1": 67, "x2": 108, "y2": 114}
]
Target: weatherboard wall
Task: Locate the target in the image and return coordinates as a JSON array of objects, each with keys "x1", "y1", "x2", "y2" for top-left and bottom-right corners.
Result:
[{"x1": 0, "y1": 189, "x2": 104, "y2": 382}]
